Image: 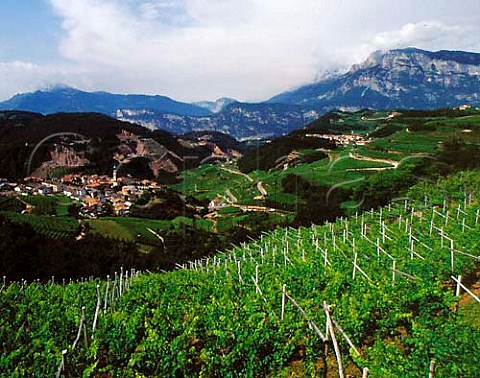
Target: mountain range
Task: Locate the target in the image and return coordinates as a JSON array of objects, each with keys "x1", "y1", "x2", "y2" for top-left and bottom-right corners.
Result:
[
  {"x1": 116, "y1": 102, "x2": 318, "y2": 140},
  {"x1": 0, "y1": 48, "x2": 479, "y2": 138},
  {"x1": 0, "y1": 85, "x2": 211, "y2": 117},
  {"x1": 269, "y1": 48, "x2": 480, "y2": 111}
]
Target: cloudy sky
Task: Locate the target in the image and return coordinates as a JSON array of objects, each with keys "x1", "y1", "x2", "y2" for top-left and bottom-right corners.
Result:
[{"x1": 0, "y1": 0, "x2": 479, "y2": 102}]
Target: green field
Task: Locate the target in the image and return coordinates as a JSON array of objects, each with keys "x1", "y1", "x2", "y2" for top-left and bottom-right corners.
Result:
[
  {"x1": 87, "y1": 216, "x2": 214, "y2": 241},
  {"x1": 21, "y1": 195, "x2": 77, "y2": 216},
  {"x1": 370, "y1": 129, "x2": 446, "y2": 153}
]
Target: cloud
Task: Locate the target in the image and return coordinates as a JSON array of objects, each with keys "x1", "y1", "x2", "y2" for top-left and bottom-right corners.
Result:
[
  {"x1": 1, "y1": 0, "x2": 480, "y2": 102},
  {"x1": 345, "y1": 21, "x2": 480, "y2": 65},
  {"x1": 0, "y1": 60, "x2": 105, "y2": 101},
  {"x1": 46, "y1": 0, "x2": 320, "y2": 101},
  {"x1": 0, "y1": 61, "x2": 65, "y2": 99}
]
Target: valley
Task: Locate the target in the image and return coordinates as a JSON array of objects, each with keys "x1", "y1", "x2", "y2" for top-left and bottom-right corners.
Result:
[{"x1": 2, "y1": 107, "x2": 480, "y2": 277}]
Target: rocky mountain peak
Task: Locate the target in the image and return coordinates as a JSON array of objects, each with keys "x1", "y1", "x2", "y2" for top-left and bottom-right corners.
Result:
[
  {"x1": 350, "y1": 48, "x2": 480, "y2": 75},
  {"x1": 270, "y1": 47, "x2": 480, "y2": 111}
]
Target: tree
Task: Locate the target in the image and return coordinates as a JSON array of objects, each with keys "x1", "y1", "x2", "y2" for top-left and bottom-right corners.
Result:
[{"x1": 67, "y1": 202, "x2": 81, "y2": 218}]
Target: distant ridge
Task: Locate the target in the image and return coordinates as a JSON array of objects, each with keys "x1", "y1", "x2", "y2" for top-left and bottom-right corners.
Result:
[{"x1": 0, "y1": 86, "x2": 212, "y2": 117}]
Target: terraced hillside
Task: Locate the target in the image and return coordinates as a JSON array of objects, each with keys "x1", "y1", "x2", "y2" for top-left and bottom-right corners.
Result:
[
  {"x1": 171, "y1": 108, "x2": 480, "y2": 231},
  {"x1": 1, "y1": 171, "x2": 479, "y2": 377}
]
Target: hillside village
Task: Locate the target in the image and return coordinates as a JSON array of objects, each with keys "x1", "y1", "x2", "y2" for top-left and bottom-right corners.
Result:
[{"x1": 0, "y1": 174, "x2": 161, "y2": 217}]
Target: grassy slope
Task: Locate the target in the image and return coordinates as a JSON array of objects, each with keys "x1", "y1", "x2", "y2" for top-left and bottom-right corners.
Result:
[{"x1": 87, "y1": 216, "x2": 213, "y2": 241}]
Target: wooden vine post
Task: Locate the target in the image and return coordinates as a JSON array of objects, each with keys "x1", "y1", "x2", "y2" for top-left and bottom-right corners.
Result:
[
  {"x1": 55, "y1": 349, "x2": 68, "y2": 378},
  {"x1": 323, "y1": 301, "x2": 344, "y2": 378},
  {"x1": 72, "y1": 306, "x2": 86, "y2": 351},
  {"x1": 429, "y1": 359, "x2": 436, "y2": 378}
]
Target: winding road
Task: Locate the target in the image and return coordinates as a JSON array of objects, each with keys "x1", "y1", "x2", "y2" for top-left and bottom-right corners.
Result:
[
  {"x1": 257, "y1": 181, "x2": 267, "y2": 197},
  {"x1": 225, "y1": 189, "x2": 238, "y2": 204},
  {"x1": 347, "y1": 152, "x2": 399, "y2": 171},
  {"x1": 220, "y1": 167, "x2": 254, "y2": 182}
]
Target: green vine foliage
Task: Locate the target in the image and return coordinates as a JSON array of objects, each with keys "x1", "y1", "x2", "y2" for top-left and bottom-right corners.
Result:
[{"x1": 1, "y1": 171, "x2": 480, "y2": 377}]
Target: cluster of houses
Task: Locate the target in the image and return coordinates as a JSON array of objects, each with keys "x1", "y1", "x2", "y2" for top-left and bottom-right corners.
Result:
[
  {"x1": 0, "y1": 174, "x2": 161, "y2": 217},
  {"x1": 305, "y1": 133, "x2": 370, "y2": 146}
]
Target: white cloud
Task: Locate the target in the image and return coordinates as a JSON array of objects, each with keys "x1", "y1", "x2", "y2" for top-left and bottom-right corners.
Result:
[
  {"x1": 345, "y1": 21, "x2": 480, "y2": 65},
  {"x1": 46, "y1": 0, "x2": 319, "y2": 101},
  {"x1": 1, "y1": 0, "x2": 479, "y2": 102},
  {"x1": 0, "y1": 61, "x2": 66, "y2": 99}
]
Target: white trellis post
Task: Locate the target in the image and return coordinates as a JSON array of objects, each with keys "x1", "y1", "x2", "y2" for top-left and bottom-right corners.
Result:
[
  {"x1": 352, "y1": 253, "x2": 358, "y2": 280},
  {"x1": 376, "y1": 238, "x2": 380, "y2": 263},
  {"x1": 103, "y1": 275, "x2": 110, "y2": 314},
  {"x1": 455, "y1": 275, "x2": 462, "y2": 297},
  {"x1": 450, "y1": 239, "x2": 455, "y2": 273},
  {"x1": 382, "y1": 221, "x2": 386, "y2": 243},
  {"x1": 362, "y1": 367, "x2": 369, "y2": 378},
  {"x1": 430, "y1": 211, "x2": 435, "y2": 235},
  {"x1": 452, "y1": 276, "x2": 480, "y2": 304},
  {"x1": 119, "y1": 267, "x2": 123, "y2": 297},
  {"x1": 281, "y1": 284, "x2": 286, "y2": 321},
  {"x1": 92, "y1": 285, "x2": 101, "y2": 333},
  {"x1": 237, "y1": 261, "x2": 243, "y2": 284}
]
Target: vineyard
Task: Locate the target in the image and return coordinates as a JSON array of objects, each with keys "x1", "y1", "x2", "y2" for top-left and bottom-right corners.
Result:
[
  {"x1": 0, "y1": 211, "x2": 79, "y2": 240},
  {"x1": 1, "y1": 172, "x2": 480, "y2": 377}
]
